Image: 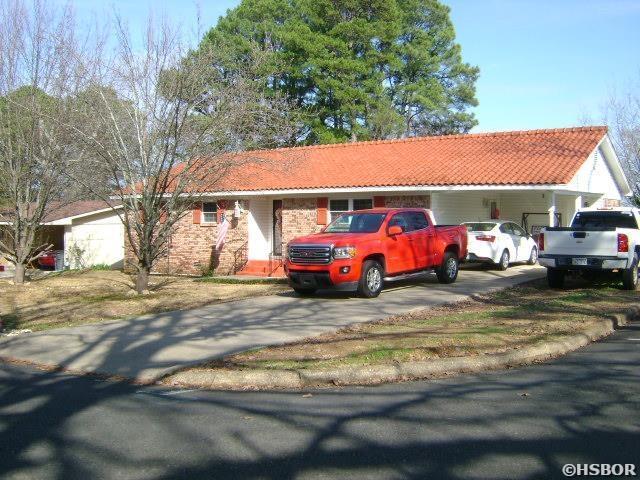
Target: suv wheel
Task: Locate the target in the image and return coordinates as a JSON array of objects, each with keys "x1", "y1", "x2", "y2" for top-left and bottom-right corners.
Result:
[
  {"x1": 547, "y1": 268, "x2": 565, "y2": 289},
  {"x1": 358, "y1": 260, "x2": 384, "y2": 298},
  {"x1": 436, "y1": 252, "x2": 459, "y2": 284},
  {"x1": 622, "y1": 254, "x2": 639, "y2": 291}
]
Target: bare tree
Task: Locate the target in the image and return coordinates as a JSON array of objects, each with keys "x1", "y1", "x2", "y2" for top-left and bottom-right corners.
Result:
[
  {"x1": 605, "y1": 76, "x2": 640, "y2": 204},
  {"x1": 0, "y1": 0, "x2": 93, "y2": 283},
  {"x1": 69, "y1": 17, "x2": 297, "y2": 293}
]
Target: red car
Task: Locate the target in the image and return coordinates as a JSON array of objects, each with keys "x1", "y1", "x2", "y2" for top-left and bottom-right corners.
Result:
[
  {"x1": 284, "y1": 208, "x2": 468, "y2": 297},
  {"x1": 37, "y1": 251, "x2": 58, "y2": 270}
]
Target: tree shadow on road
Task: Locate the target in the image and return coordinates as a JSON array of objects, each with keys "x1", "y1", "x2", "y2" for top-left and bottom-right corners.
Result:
[{"x1": 0, "y1": 322, "x2": 639, "y2": 479}]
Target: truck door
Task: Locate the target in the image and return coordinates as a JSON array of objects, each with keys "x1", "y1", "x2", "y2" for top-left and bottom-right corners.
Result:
[
  {"x1": 386, "y1": 213, "x2": 417, "y2": 273},
  {"x1": 405, "y1": 211, "x2": 432, "y2": 269}
]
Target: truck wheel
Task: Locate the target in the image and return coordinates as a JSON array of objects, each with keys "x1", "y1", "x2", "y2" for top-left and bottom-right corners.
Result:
[
  {"x1": 496, "y1": 249, "x2": 510, "y2": 271},
  {"x1": 547, "y1": 268, "x2": 565, "y2": 289},
  {"x1": 293, "y1": 287, "x2": 317, "y2": 296},
  {"x1": 622, "y1": 254, "x2": 639, "y2": 291},
  {"x1": 527, "y1": 247, "x2": 538, "y2": 265},
  {"x1": 357, "y1": 260, "x2": 384, "y2": 298},
  {"x1": 436, "y1": 252, "x2": 459, "y2": 284}
]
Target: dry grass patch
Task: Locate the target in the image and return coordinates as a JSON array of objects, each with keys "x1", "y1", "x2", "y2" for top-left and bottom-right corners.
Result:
[
  {"x1": 0, "y1": 270, "x2": 287, "y2": 332},
  {"x1": 216, "y1": 280, "x2": 639, "y2": 371}
]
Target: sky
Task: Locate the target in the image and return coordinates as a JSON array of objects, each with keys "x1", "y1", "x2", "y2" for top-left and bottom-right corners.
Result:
[{"x1": 56, "y1": 0, "x2": 640, "y2": 133}]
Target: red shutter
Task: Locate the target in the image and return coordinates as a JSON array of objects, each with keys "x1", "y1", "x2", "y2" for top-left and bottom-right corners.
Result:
[
  {"x1": 373, "y1": 196, "x2": 385, "y2": 208},
  {"x1": 317, "y1": 197, "x2": 328, "y2": 225},
  {"x1": 192, "y1": 202, "x2": 202, "y2": 224}
]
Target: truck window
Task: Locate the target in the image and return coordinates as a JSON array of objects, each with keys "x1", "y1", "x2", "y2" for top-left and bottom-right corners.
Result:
[
  {"x1": 324, "y1": 213, "x2": 386, "y2": 233},
  {"x1": 571, "y1": 211, "x2": 638, "y2": 229},
  {"x1": 406, "y1": 212, "x2": 429, "y2": 231},
  {"x1": 388, "y1": 213, "x2": 411, "y2": 232}
]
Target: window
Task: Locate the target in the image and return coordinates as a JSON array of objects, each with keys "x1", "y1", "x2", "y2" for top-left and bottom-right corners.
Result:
[
  {"x1": 499, "y1": 223, "x2": 513, "y2": 235},
  {"x1": 353, "y1": 198, "x2": 373, "y2": 211},
  {"x1": 571, "y1": 211, "x2": 638, "y2": 229},
  {"x1": 406, "y1": 211, "x2": 429, "y2": 231},
  {"x1": 388, "y1": 213, "x2": 411, "y2": 233},
  {"x1": 511, "y1": 224, "x2": 526, "y2": 237},
  {"x1": 388, "y1": 211, "x2": 429, "y2": 233},
  {"x1": 329, "y1": 199, "x2": 349, "y2": 222},
  {"x1": 325, "y1": 213, "x2": 386, "y2": 233},
  {"x1": 329, "y1": 198, "x2": 373, "y2": 221},
  {"x1": 202, "y1": 202, "x2": 217, "y2": 224},
  {"x1": 463, "y1": 222, "x2": 496, "y2": 232}
]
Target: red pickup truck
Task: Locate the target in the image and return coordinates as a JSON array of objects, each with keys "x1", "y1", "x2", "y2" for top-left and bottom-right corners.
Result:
[{"x1": 284, "y1": 208, "x2": 468, "y2": 297}]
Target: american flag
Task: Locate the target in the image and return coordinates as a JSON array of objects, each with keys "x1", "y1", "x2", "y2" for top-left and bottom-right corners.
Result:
[{"x1": 216, "y1": 214, "x2": 230, "y2": 250}]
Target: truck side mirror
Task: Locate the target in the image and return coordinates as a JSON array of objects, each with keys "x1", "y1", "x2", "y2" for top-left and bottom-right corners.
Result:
[{"x1": 388, "y1": 225, "x2": 403, "y2": 236}]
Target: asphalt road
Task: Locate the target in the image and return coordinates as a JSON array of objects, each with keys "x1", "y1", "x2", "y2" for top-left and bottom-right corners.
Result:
[
  {"x1": 0, "y1": 265, "x2": 544, "y2": 381},
  {"x1": 1, "y1": 321, "x2": 639, "y2": 480}
]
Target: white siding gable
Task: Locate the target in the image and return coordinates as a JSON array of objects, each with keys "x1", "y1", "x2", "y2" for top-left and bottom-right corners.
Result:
[{"x1": 568, "y1": 146, "x2": 623, "y2": 200}]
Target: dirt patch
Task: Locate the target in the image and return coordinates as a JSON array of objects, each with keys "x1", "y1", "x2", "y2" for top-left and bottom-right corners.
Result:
[
  {"x1": 0, "y1": 270, "x2": 287, "y2": 332},
  {"x1": 181, "y1": 279, "x2": 638, "y2": 374}
]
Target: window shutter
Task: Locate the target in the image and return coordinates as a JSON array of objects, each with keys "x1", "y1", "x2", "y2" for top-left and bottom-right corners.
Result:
[
  {"x1": 192, "y1": 202, "x2": 202, "y2": 224},
  {"x1": 373, "y1": 196, "x2": 386, "y2": 208},
  {"x1": 317, "y1": 197, "x2": 328, "y2": 225}
]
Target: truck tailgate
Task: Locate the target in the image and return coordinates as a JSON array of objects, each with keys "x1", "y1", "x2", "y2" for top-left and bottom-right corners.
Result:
[{"x1": 544, "y1": 228, "x2": 620, "y2": 257}]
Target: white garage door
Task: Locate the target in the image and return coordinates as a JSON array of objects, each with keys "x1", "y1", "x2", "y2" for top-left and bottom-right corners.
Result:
[{"x1": 67, "y1": 211, "x2": 125, "y2": 269}]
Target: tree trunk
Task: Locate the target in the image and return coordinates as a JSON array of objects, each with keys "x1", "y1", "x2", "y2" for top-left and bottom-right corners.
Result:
[
  {"x1": 135, "y1": 266, "x2": 150, "y2": 294},
  {"x1": 14, "y1": 263, "x2": 25, "y2": 284}
]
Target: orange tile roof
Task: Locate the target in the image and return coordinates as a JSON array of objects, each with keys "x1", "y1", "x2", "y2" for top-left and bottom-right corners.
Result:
[{"x1": 197, "y1": 126, "x2": 609, "y2": 192}]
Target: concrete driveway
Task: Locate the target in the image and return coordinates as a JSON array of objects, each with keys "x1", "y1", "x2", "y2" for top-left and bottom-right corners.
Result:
[{"x1": 0, "y1": 265, "x2": 545, "y2": 382}]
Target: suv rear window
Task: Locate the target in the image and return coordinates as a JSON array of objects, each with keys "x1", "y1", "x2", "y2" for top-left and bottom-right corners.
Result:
[{"x1": 571, "y1": 211, "x2": 638, "y2": 229}]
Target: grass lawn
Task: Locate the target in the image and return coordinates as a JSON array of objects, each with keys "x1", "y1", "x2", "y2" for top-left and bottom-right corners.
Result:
[
  {"x1": 0, "y1": 270, "x2": 288, "y2": 332},
  {"x1": 211, "y1": 279, "x2": 639, "y2": 372}
]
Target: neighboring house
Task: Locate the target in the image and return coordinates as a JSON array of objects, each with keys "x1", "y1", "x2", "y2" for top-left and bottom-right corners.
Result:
[
  {"x1": 1, "y1": 200, "x2": 124, "y2": 270},
  {"x1": 42, "y1": 200, "x2": 125, "y2": 269},
  {"x1": 145, "y1": 126, "x2": 632, "y2": 277}
]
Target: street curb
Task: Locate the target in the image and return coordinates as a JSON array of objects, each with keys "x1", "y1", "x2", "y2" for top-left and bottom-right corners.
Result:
[{"x1": 164, "y1": 304, "x2": 640, "y2": 390}]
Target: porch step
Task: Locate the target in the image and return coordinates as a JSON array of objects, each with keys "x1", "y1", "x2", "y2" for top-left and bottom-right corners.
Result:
[{"x1": 237, "y1": 260, "x2": 285, "y2": 278}]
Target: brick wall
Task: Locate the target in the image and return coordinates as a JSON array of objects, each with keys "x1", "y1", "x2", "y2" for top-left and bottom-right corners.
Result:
[
  {"x1": 125, "y1": 200, "x2": 249, "y2": 276},
  {"x1": 384, "y1": 195, "x2": 431, "y2": 208},
  {"x1": 280, "y1": 197, "x2": 322, "y2": 252}
]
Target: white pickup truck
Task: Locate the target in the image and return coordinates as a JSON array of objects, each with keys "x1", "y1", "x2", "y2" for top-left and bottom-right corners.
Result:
[{"x1": 538, "y1": 207, "x2": 640, "y2": 290}]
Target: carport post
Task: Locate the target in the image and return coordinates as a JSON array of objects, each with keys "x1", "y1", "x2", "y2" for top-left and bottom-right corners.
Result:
[
  {"x1": 547, "y1": 191, "x2": 557, "y2": 226},
  {"x1": 574, "y1": 195, "x2": 582, "y2": 216}
]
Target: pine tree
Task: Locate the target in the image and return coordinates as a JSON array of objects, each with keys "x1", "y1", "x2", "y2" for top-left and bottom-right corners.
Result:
[{"x1": 199, "y1": 0, "x2": 479, "y2": 144}]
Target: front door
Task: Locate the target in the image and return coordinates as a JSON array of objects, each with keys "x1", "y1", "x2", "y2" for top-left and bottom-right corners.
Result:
[{"x1": 272, "y1": 200, "x2": 283, "y2": 256}]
